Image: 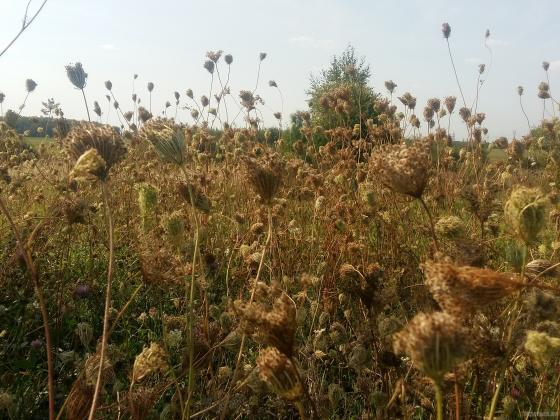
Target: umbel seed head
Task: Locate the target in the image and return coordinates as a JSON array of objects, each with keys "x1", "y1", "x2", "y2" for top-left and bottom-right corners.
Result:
[
  {"x1": 26, "y1": 79, "x2": 37, "y2": 93},
  {"x1": 543, "y1": 61, "x2": 550, "y2": 71},
  {"x1": 504, "y1": 187, "x2": 547, "y2": 245},
  {"x1": 139, "y1": 119, "x2": 185, "y2": 165},
  {"x1": 225, "y1": 54, "x2": 233, "y2": 65},
  {"x1": 147, "y1": 82, "x2": 154, "y2": 92},
  {"x1": 104, "y1": 80, "x2": 112, "y2": 91},
  {"x1": 65, "y1": 62, "x2": 88, "y2": 90},
  {"x1": 66, "y1": 122, "x2": 126, "y2": 181},
  {"x1": 257, "y1": 347, "x2": 302, "y2": 401},
  {"x1": 518, "y1": 86, "x2": 524, "y2": 96},
  {"x1": 442, "y1": 22, "x2": 451, "y2": 39},
  {"x1": 393, "y1": 311, "x2": 469, "y2": 382}
]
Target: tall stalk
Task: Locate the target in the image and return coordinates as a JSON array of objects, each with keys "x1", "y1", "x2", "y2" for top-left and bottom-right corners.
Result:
[
  {"x1": 88, "y1": 182, "x2": 115, "y2": 420},
  {"x1": 0, "y1": 196, "x2": 55, "y2": 420},
  {"x1": 446, "y1": 39, "x2": 467, "y2": 108},
  {"x1": 81, "y1": 88, "x2": 91, "y2": 122}
]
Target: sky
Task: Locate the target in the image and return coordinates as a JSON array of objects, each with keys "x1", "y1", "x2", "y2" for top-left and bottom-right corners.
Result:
[{"x1": 0, "y1": 0, "x2": 559, "y2": 140}]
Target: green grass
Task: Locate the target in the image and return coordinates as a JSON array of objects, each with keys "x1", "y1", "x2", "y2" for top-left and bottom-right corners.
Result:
[{"x1": 23, "y1": 136, "x2": 51, "y2": 148}]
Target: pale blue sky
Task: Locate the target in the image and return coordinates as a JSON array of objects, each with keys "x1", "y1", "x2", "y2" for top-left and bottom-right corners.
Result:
[{"x1": 0, "y1": 0, "x2": 558, "y2": 139}]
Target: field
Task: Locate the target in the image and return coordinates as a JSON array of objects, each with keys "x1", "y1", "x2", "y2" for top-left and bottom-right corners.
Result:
[{"x1": 1, "y1": 28, "x2": 560, "y2": 420}]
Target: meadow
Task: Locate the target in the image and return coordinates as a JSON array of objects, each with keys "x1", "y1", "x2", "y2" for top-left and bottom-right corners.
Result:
[{"x1": 1, "y1": 22, "x2": 560, "y2": 420}]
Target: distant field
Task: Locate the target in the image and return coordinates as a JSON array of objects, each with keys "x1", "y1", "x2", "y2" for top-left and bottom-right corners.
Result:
[{"x1": 487, "y1": 147, "x2": 507, "y2": 162}]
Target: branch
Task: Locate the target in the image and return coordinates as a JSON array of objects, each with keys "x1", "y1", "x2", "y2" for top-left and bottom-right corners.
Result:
[{"x1": 0, "y1": 0, "x2": 49, "y2": 60}]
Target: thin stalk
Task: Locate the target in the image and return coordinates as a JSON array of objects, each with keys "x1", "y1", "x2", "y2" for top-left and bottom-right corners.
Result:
[
  {"x1": 487, "y1": 370, "x2": 505, "y2": 420},
  {"x1": 88, "y1": 181, "x2": 115, "y2": 420},
  {"x1": 446, "y1": 39, "x2": 467, "y2": 108},
  {"x1": 0, "y1": 196, "x2": 55, "y2": 420},
  {"x1": 418, "y1": 196, "x2": 439, "y2": 251},
  {"x1": 81, "y1": 88, "x2": 91, "y2": 122},
  {"x1": 519, "y1": 96, "x2": 531, "y2": 133}
]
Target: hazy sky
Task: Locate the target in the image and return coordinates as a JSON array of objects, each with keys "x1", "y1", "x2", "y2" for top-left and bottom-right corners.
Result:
[{"x1": 0, "y1": 0, "x2": 558, "y2": 139}]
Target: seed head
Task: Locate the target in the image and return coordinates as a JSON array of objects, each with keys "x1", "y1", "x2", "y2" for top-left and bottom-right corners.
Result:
[
  {"x1": 225, "y1": 54, "x2": 233, "y2": 65},
  {"x1": 66, "y1": 122, "x2": 126, "y2": 181},
  {"x1": 524, "y1": 330, "x2": 560, "y2": 367},
  {"x1": 444, "y1": 96, "x2": 456, "y2": 113},
  {"x1": 93, "y1": 101, "x2": 102, "y2": 117},
  {"x1": 504, "y1": 187, "x2": 547, "y2": 244},
  {"x1": 245, "y1": 157, "x2": 283, "y2": 203},
  {"x1": 423, "y1": 260, "x2": 523, "y2": 316},
  {"x1": 65, "y1": 62, "x2": 88, "y2": 90},
  {"x1": 104, "y1": 80, "x2": 112, "y2": 91},
  {"x1": 442, "y1": 22, "x2": 451, "y2": 39},
  {"x1": 132, "y1": 342, "x2": 169, "y2": 382},
  {"x1": 269, "y1": 80, "x2": 278, "y2": 88},
  {"x1": 370, "y1": 139, "x2": 432, "y2": 198},
  {"x1": 517, "y1": 86, "x2": 524, "y2": 96},
  {"x1": 26, "y1": 79, "x2": 37, "y2": 93},
  {"x1": 384, "y1": 80, "x2": 397, "y2": 94},
  {"x1": 259, "y1": 52, "x2": 267, "y2": 61},
  {"x1": 393, "y1": 311, "x2": 468, "y2": 382},
  {"x1": 543, "y1": 61, "x2": 550, "y2": 71},
  {"x1": 206, "y1": 50, "x2": 223, "y2": 63},
  {"x1": 147, "y1": 82, "x2": 154, "y2": 92},
  {"x1": 139, "y1": 119, "x2": 185, "y2": 165},
  {"x1": 186, "y1": 89, "x2": 193, "y2": 99},
  {"x1": 257, "y1": 347, "x2": 302, "y2": 401}
]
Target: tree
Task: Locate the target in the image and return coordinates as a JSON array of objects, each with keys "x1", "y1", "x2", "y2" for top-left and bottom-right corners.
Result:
[{"x1": 307, "y1": 45, "x2": 379, "y2": 129}]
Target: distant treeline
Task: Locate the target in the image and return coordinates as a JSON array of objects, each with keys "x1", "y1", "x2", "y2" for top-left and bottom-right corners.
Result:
[{"x1": 0, "y1": 109, "x2": 72, "y2": 137}]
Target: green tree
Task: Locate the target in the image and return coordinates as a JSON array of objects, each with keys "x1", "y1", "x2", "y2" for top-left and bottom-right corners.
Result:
[{"x1": 307, "y1": 45, "x2": 379, "y2": 129}]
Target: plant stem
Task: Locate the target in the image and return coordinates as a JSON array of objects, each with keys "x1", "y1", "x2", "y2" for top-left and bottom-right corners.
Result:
[
  {"x1": 82, "y1": 88, "x2": 91, "y2": 122},
  {"x1": 446, "y1": 39, "x2": 467, "y2": 108},
  {"x1": 434, "y1": 381, "x2": 444, "y2": 420},
  {"x1": 488, "y1": 370, "x2": 505, "y2": 420},
  {"x1": 418, "y1": 197, "x2": 439, "y2": 251},
  {"x1": 0, "y1": 196, "x2": 55, "y2": 420},
  {"x1": 88, "y1": 181, "x2": 115, "y2": 420}
]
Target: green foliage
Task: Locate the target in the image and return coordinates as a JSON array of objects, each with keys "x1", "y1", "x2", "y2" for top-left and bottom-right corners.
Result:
[{"x1": 307, "y1": 45, "x2": 379, "y2": 129}]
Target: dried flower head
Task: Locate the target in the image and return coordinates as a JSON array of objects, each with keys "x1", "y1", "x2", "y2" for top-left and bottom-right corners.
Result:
[
  {"x1": 543, "y1": 61, "x2": 550, "y2": 71},
  {"x1": 104, "y1": 80, "x2": 112, "y2": 91},
  {"x1": 458, "y1": 107, "x2": 471, "y2": 123},
  {"x1": 245, "y1": 157, "x2": 283, "y2": 203},
  {"x1": 269, "y1": 80, "x2": 278, "y2": 88},
  {"x1": 65, "y1": 62, "x2": 88, "y2": 90},
  {"x1": 524, "y1": 330, "x2": 560, "y2": 367},
  {"x1": 147, "y1": 82, "x2": 154, "y2": 92},
  {"x1": 235, "y1": 286, "x2": 296, "y2": 356},
  {"x1": 132, "y1": 342, "x2": 169, "y2": 382},
  {"x1": 225, "y1": 54, "x2": 233, "y2": 65},
  {"x1": 423, "y1": 260, "x2": 524, "y2": 316},
  {"x1": 138, "y1": 106, "x2": 152, "y2": 123},
  {"x1": 504, "y1": 187, "x2": 547, "y2": 244},
  {"x1": 427, "y1": 98, "x2": 441, "y2": 113},
  {"x1": 444, "y1": 96, "x2": 456, "y2": 113},
  {"x1": 518, "y1": 86, "x2": 524, "y2": 96},
  {"x1": 26, "y1": 79, "x2": 37, "y2": 93},
  {"x1": 442, "y1": 22, "x2": 451, "y2": 39},
  {"x1": 370, "y1": 139, "x2": 432, "y2": 198},
  {"x1": 93, "y1": 101, "x2": 102, "y2": 117},
  {"x1": 257, "y1": 347, "x2": 302, "y2": 401},
  {"x1": 435, "y1": 215, "x2": 464, "y2": 238},
  {"x1": 178, "y1": 182, "x2": 211, "y2": 213},
  {"x1": 478, "y1": 64, "x2": 486, "y2": 74},
  {"x1": 259, "y1": 52, "x2": 267, "y2": 61},
  {"x1": 203, "y1": 60, "x2": 215, "y2": 74},
  {"x1": 393, "y1": 311, "x2": 468, "y2": 382},
  {"x1": 201, "y1": 95, "x2": 209, "y2": 107},
  {"x1": 71, "y1": 148, "x2": 106, "y2": 181},
  {"x1": 206, "y1": 50, "x2": 223, "y2": 63},
  {"x1": 384, "y1": 80, "x2": 397, "y2": 94},
  {"x1": 140, "y1": 119, "x2": 185, "y2": 165},
  {"x1": 66, "y1": 122, "x2": 126, "y2": 181}
]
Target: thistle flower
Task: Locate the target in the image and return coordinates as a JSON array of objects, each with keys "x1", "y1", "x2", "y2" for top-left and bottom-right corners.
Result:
[
  {"x1": 423, "y1": 260, "x2": 523, "y2": 316},
  {"x1": 65, "y1": 62, "x2": 88, "y2": 89},
  {"x1": 104, "y1": 80, "x2": 112, "y2": 91},
  {"x1": 393, "y1": 311, "x2": 468, "y2": 382},
  {"x1": 225, "y1": 54, "x2": 233, "y2": 65},
  {"x1": 442, "y1": 22, "x2": 451, "y2": 39},
  {"x1": 370, "y1": 139, "x2": 432, "y2": 198},
  {"x1": 203, "y1": 60, "x2": 215, "y2": 74},
  {"x1": 132, "y1": 342, "x2": 169, "y2": 382},
  {"x1": 26, "y1": 79, "x2": 37, "y2": 93},
  {"x1": 66, "y1": 123, "x2": 126, "y2": 181},
  {"x1": 257, "y1": 347, "x2": 302, "y2": 401},
  {"x1": 139, "y1": 119, "x2": 185, "y2": 165},
  {"x1": 245, "y1": 157, "x2": 283, "y2": 203},
  {"x1": 384, "y1": 80, "x2": 397, "y2": 94},
  {"x1": 444, "y1": 96, "x2": 456, "y2": 113},
  {"x1": 504, "y1": 187, "x2": 547, "y2": 244}
]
